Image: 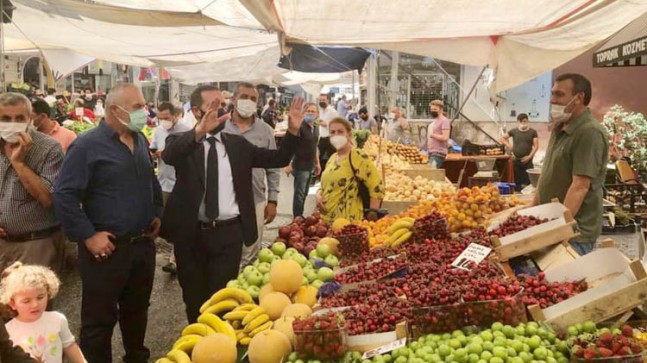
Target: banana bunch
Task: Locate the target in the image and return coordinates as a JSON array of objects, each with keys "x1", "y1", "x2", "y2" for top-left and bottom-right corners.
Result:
[
  {"x1": 223, "y1": 304, "x2": 271, "y2": 345},
  {"x1": 386, "y1": 217, "x2": 414, "y2": 247},
  {"x1": 198, "y1": 287, "x2": 253, "y2": 315},
  {"x1": 156, "y1": 349, "x2": 191, "y2": 363}
]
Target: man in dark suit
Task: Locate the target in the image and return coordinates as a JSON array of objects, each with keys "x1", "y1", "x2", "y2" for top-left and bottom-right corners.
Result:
[{"x1": 161, "y1": 87, "x2": 305, "y2": 323}]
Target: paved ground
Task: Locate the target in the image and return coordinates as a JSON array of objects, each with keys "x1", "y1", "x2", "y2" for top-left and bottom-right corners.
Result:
[{"x1": 54, "y1": 172, "x2": 317, "y2": 361}]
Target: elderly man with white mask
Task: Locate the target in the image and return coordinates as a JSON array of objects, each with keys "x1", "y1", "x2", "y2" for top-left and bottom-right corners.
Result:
[{"x1": 0, "y1": 92, "x2": 64, "y2": 272}]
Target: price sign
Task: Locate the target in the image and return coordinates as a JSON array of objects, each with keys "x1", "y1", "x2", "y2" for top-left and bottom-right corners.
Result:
[
  {"x1": 451, "y1": 243, "x2": 492, "y2": 270},
  {"x1": 362, "y1": 338, "x2": 407, "y2": 359}
]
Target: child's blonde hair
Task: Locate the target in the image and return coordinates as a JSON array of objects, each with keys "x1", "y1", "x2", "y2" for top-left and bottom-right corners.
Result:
[{"x1": 0, "y1": 262, "x2": 60, "y2": 305}]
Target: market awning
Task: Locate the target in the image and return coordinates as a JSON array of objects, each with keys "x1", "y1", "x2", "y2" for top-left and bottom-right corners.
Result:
[
  {"x1": 593, "y1": 12, "x2": 647, "y2": 67},
  {"x1": 4, "y1": 0, "x2": 647, "y2": 91}
]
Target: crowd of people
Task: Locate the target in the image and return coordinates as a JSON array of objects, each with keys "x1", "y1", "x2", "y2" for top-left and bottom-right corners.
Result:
[{"x1": 0, "y1": 72, "x2": 609, "y2": 363}]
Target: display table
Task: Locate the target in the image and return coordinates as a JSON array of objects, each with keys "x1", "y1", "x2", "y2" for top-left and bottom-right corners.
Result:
[{"x1": 444, "y1": 153, "x2": 513, "y2": 188}]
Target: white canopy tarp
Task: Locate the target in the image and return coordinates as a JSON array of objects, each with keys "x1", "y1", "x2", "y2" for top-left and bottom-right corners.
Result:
[{"x1": 4, "y1": 0, "x2": 647, "y2": 91}]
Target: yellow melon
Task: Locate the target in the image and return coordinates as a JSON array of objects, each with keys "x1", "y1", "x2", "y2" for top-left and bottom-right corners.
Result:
[
  {"x1": 259, "y1": 292, "x2": 292, "y2": 320},
  {"x1": 259, "y1": 284, "x2": 275, "y2": 301},
  {"x1": 272, "y1": 316, "x2": 296, "y2": 347},
  {"x1": 248, "y1": 329, "x2": 292, "y2": 363},
  {"x1": 280, "y1": 303, "x2": 312, "y2": 320},
  {"x1": 269, "y1": 260, "x2": 303, "y2": 295},
  {"x1": 331, "y1": 218, "x2": 350, "y2": 233},
  {"x1": 317, "y1": 237, "x2": 340, "y2": 256},
  {"x1": 293, "y1": 286, "x2": 318, "y2": 307},
  {"x1": 191, "y1": 333, "x2": 237, "y2": 363}
]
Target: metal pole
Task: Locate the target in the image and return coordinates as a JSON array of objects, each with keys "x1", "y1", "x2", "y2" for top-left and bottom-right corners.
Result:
[
  {"x1": 450, "y1": 66, "x2": 487, "y2": 125},
  {"x1": 389, "y1": 51, "x2": 399, "y2": 108}
]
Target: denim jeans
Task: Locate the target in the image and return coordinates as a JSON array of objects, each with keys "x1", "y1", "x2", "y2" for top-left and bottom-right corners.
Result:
[
  {"x1": 428, "y1": 153, "x2": 446, "y2": 168},
  {"x1": 293, "y1": 167, "x2": 313, "y2": 217},
  {"x1": 569, "y1": 239, "x2": 595, "y2": 255}
]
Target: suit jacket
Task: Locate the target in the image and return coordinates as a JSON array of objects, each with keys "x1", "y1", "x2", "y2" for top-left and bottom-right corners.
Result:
[{"x1": 161, "y1": 128, "x2": 298, "y2": 246}]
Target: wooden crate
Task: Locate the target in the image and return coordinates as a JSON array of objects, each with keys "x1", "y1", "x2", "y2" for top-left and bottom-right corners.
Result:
[
  {"x1": 490, "y1": 203, "x2": 579, "y2": 262},
  {"x1": 528, "y1": 254, "x2": 647, "y2": 333},
  {"x1": 382, "y1": 201, "x2": 416, "y2": 215},
  {"x1": 401, "y1": 166, "x2": 446, "y2": 182}
]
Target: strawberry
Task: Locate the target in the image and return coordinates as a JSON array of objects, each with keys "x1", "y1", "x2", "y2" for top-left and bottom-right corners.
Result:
[
  {"x1": 617, "y1": 346, "x2": 631, "y2": 356},
  {"x1": 599, "y1": 332, "x2": 613, "y2": 346},
  {"x1": 621, "y1": 324, "x2": 634, "y2": 338},
  {"x1": 584, "y1": 347, "x2": 598, "y2": 360},
  {"x1": 598, "y1": 347, "x2": 613, "y2": 357}
]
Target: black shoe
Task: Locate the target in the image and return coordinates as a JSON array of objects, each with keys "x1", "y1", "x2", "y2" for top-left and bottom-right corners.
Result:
[{"x1": 162, "y1": 263, "x2": 177, "y2": 274}]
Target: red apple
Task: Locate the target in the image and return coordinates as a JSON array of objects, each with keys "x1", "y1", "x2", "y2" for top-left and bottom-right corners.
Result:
[
  {"x1": 317, "y1": 225, "x2": 329, "y2": 238},
  {"x1": 294, "y1": 216, "x2": 305, "y2": 225},
  {"x1": 305, "y1": 225, "x2": 317, "y2": 237},
  {"x1": 292, "y1": 242, "x2": 305, "y2": 252},
  {"x1": 278, "y1": 226, "x2": 291, "y2": 239},
  {"x1": 305, "y1": 216, "x2": 318, "y2": 226}
]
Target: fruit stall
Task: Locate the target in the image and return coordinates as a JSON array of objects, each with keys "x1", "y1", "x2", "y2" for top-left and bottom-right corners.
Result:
[{"x1": 154, "y1": 181, "x2": 647, "y2": 363}]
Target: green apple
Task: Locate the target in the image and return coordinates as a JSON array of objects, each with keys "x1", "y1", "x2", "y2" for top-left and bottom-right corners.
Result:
[
  {"x1": 306, "y1": 270, "x2": 319, "y2": 282},
  {"x1": 286, "y1": 247, "x2": 299, "y2": 256},
  {"x1": 253, "y1": 259, "x2": 260, "y2": 267},
  {"x1": 305, "y1": 261, "x2": 314, "y2": 269},
  {"x1": 324, "y1": 254, "x2": 339, "y2": 267},
  {"x1": 262, "y1": 273, "x2": 270, "y2": 285},
  {"x1": 239, "y1": 280, "x2": 249, "y2": 289},
  {"x1": 226, "y1": 280, "x2": 240, "y2": 288},
  {"x1": 271, "y1": 255, "x2": 281, "y2": 264},
  {"x1": 292, "y1": 254, "x2": 307, "y2": 267},
  {"x1": 317, "y1": 267, "x2": 334, "y2": 282},
  {"x1": 302, "y1": 276, "x2": 309, "y2": 286},
  {"x1": 246, "y1": 270, "x2": 263, "y2": 287},
  {"x1": 258, "y1": 248, "x2": 275, "y2": 263},
  {"x1": 246, "y1": 285, "x2": 260, "y2": 299},
  {"x1": 237, "y1": 273, "x2": 246, "y2": 283},
  {"x1": 309, "y1": 250, "x2": 319, "y2": 261},
  {"x1": 311, "y1": 279, "x2": 324, "y2": 289},
  {"x1": 271, "y1": 242, "x2": 287, "y2": 257},
  {"x1": 257, "y1": 262, "x2": 271, "y2": 274},
  {"x1": 316, "y1": 244, "x2": 331, "y2": 258},
  {"x1": 243, "y1": 265, "x2": 257, "y2": 279}
]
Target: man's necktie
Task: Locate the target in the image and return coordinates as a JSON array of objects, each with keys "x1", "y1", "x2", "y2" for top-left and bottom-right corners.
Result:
[{"x1": 205, "y1": 136, "x2": 219, "y2": 220}]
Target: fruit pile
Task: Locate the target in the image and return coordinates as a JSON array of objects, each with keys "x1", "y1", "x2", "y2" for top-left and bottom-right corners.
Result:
[
  {"x1": 386, "y1": 141, "x2": 428, "y2": 164},
  {"x1": 413, "y1": 212, "x2": 449, "y2": 242},
  {"x1": 518, "y1": 273, "x2": 588, "y2": 309},
  {"x1": 568, "y1": 322, "x2": 645, "y2": 361},
  {"x1": 385, "y1": 217, "x2": 415, "y2": 247},
  {"x1": 384, "y1": 172, "x2": 455, "y2": 202},
  {"x1": 292, "y1": 313, "x2": 347, "y2": 359},
  {"x1": 334, "y1": 224, "x2": 370, "y2": 256},
  {"x1": 334, "y1": 254, "x2": 408, "y2": 284},
  {"x1": 342, "y1": 304, "x2": 407, "y2": 335},
  {"x1": 369, "y1": 322, "x2": 571, "y2": 363},
  {"x1": 276, "y1": 212, "x2": 329, "y2": 256},
  {"x1": 490, "y1": 213, "x2": 551, "y2": 238}
]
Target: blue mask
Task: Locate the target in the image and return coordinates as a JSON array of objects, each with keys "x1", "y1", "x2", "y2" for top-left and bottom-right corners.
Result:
[
  {"x1": 304, "y1": 114, "x2": 316, "y2": 123},
  {"x1": 118, "y1": 106, "x2": 148, "y2": 132}
]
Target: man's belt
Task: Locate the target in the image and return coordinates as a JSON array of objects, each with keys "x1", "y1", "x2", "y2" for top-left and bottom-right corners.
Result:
[
  {"x1": 4, "y1": 225, "x2": 61, "y2": 242},
  {"x1": 198, "y1": 216, "x2": 241, "y2": 230},
  {"x1": 109, "y1": 230, "x2": 151, "y2": 245}
]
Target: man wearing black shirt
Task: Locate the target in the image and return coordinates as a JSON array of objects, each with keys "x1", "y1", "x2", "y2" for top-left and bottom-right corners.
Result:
[
  {"x1": 53, "y1": 84, "x2": 163, "y2": 363},
  {"x1": 501, "y1": 113, "x2": 539, "y2": 191},
  {"x1": 284, "y1": 102, "x2": 321, "y2": 217}
]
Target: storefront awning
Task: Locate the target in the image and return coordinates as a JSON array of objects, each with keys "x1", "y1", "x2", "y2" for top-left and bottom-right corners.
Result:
[{"x1": 593, "y1": 12, "x2": 647, "y2": 67}]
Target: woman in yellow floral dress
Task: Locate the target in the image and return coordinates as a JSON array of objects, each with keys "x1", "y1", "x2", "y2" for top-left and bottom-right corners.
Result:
[{"x1": 316, "y1": 118, "x2": 384, "y2": 223}]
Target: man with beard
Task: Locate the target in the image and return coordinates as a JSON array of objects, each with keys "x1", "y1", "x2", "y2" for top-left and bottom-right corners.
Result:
[{"x1": 356, "y1": 107, "x2": 377, "y2": 134}]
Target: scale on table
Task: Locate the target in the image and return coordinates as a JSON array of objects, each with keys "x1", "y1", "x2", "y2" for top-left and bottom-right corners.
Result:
[{"x1": 472, "y1": 158, "x2": 498, "y2": 178}]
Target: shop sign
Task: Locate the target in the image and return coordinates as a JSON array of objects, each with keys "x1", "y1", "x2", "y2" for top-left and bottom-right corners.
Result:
[
  {"x1": 594, "y1": 36, "x2": 647, "y2": 67},
  {"x1": 451, "y1": 243, "x2": 492, "y2": 270}
]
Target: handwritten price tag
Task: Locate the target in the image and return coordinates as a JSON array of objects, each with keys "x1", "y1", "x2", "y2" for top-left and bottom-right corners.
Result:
[
  {"x1": 362, "y1": 338, "x2": 407, "y2": 359},
  {"x1": 451, "y1": 243, "x2": 492, "y2": 270}
]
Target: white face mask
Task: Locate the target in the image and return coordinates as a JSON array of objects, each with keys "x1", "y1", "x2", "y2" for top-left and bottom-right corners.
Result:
[
  {"x1": 550, "y1": 96, "x2": 576, "y2": 124},
  {"x1": 160, "y1": 120, "x2": 174, "y2": 130},
  {"x1": 519, "y1": 124, "x2": 529, "y2": 131},
  {"x1": 236, "y1": 99, "x2": 257, "y2": 119},
  {"x1": 330, "y1": 135, "x2": 348, "y2": 150},
  {"x1": 0, "y1": 122, "x2": 28, "y2": 144}
]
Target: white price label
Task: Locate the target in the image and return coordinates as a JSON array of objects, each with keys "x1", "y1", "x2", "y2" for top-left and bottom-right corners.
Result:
[
  {"x1": 362, "y1": 338, "x2": 407, "y2": 359},
  {"x1": 451, "y1": 243, "x2": 492, "y2": 270}
]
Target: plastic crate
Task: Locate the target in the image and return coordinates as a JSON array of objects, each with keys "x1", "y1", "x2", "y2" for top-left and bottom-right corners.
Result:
[{"x1": 293, "y1": 326, "x2": 347, "y2": 360}]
